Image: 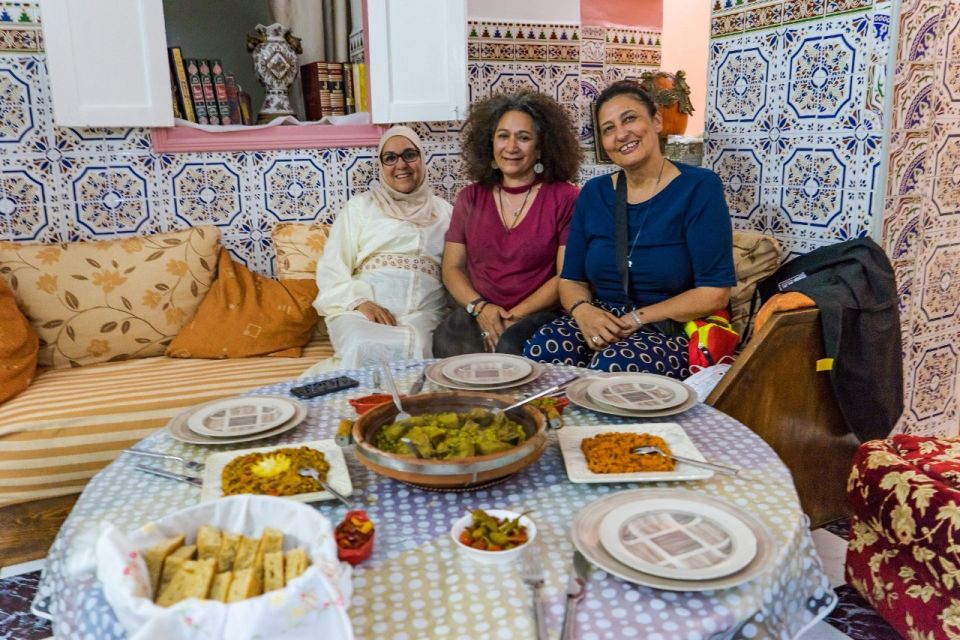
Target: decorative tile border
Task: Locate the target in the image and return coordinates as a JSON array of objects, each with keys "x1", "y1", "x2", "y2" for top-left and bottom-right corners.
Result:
[{"x1": 0, "y1": 2, "x2": 41, "y2": 52}]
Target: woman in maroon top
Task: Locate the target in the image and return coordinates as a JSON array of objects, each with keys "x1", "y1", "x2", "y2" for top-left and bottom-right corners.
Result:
[{"x1": 434, "y1": 91, "x2": 581, "y2": 356}]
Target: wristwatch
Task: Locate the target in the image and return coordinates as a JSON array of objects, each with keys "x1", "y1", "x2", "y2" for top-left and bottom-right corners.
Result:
[{"x1": 466, "y1": 297, "x2": 485, "y2": 317}]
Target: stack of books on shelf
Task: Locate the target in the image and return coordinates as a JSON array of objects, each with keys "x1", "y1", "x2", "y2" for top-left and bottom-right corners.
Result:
[
  {"x1": 168, "y1": 46, "x2": 254, "y2": 126},
  {"x1": 301, "y1": 61, "x2": 367, "y2": 121}
]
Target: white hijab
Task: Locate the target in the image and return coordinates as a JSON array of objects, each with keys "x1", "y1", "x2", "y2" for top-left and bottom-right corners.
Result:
[{"x1": 369, "y1": 125, "x2": 439, "y2": 227}]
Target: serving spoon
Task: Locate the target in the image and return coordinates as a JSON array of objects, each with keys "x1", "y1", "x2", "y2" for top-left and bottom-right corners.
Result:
[
  {"x1": 298, "y1": 467, "x2": 351, "y2": 507},
  {"x1": 631, "y1": 446, "x2": 740, "y2": 476},
  {"x1": 380, "y1": 363, "x2": 412, "y2": 421}
]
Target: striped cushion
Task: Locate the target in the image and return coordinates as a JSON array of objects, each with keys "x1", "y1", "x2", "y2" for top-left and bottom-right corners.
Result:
[{"x1": 0, "y1": 338, "x2": 333, "y2": 509}]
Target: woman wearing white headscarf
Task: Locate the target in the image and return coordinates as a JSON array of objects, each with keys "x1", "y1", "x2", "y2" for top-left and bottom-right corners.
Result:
[{"x1": 304, "y1": 126, "x2": 453, "y2": 372}]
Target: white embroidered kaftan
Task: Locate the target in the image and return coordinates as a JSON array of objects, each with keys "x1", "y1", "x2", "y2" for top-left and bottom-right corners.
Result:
[{"x1": 306, "y1": 191, "x2": 452, "y2": 372}]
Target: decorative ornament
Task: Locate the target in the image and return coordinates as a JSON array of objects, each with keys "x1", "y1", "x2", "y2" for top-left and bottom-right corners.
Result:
[
  {"x1": 533, "y1": 161, "x2": 544, "y2": 174},
  {"x1": 247, "y1": 23, "x2": 303, "y2": 123},
  {"x1": 639, "y1": 70, "x2": 694, "y2": 136},
  {"x1": 490, "y1": 159, "x2": 499, "y2": 170}
]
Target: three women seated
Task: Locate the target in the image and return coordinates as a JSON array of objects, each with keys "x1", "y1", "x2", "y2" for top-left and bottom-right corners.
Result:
[{"x1": 308, "y1": 80, "x2": 735, "y2": 378}]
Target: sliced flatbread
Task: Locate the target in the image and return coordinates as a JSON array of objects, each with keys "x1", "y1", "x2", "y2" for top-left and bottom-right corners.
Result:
[
  {"x1": 284, "y1": 547, "x2": 309, "y2": 584},
  {"x1": 208, "y1": 571, "x2": 234, "y2": 602},
  {"x1": 255, "y1": 527, "x2": 284, "y2": 566},
  {"x1": 159, "y1": 544, "x2": 197, "y2": 593},
  {"x1": 233, "y1": 535, "x2": 260, "y2": 571},
  {"x1": 196, "y1": 525, "x2": 222, "y2": 562},
  {"x1": 226, "y1": 567, "x2": 263, "y2": 602},
  {"x1": 156, "y1": 558, "x2": 217, "y2": 607},
  {"x1": 216, "y1": 532, "x2": 241, "y2": 572},
  {"x1": 144, "y1": 534, "x2": 186, "y2": 595},
  {"x1": 263, "y1": 551, "x2": 284, "y2": 592}
]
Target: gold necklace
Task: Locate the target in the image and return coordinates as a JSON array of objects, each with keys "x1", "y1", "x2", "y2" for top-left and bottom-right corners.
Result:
[{"x1": 497, "y1": 184, "x2": 536, "y2": 231}]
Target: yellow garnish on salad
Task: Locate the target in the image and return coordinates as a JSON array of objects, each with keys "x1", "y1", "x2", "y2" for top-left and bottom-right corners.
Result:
[{"x1": 251, "y1": 453, "x2": 292, "y2": 478}]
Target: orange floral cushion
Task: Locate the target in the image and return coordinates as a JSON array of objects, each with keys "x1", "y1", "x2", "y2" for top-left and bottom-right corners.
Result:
[
  {"x1": 0, "y1": 227, "x2": 220, "y2": 369},
  {"x1": 272, "y1": 222, "x2": 329, "y2": 280},
  {"x1": 166, "y1": 248, "x2": 319, "y2": 359},
  {"x1": 0, "y1": 277, "x2": 38, "y2": 403}
]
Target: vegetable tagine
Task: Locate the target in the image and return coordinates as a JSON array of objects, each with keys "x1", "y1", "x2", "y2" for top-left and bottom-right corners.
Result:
[
  {"x1": 375, "y1": 409, "x2": 528, "y2": 459},
  {"x1": 458, "y1": 509, "x2": 530, "y2": 551}
]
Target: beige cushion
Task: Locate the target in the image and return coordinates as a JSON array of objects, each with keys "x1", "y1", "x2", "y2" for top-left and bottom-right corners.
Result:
[
  {"x1": 0, "y1": 227, "x2": 220, "y2": 369},
  {"x1": 0, "y1": 336, "x2": 333, "y2": 509},
  {"x1": 272, "y1": 222, "x2": 329, "y2": 280}
]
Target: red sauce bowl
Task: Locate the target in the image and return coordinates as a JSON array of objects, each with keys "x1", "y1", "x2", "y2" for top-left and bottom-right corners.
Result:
[
  {"x1": 348, "y1": 393, "x2": 406, "y2": 416},
  {"x1": 335, "y1": 510, "x2": 375, "y2": 565}
]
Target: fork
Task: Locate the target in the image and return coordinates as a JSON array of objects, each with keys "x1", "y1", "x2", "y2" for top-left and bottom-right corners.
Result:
[
  {"x1": 124, "y1": 448, "x2": 204, "y2": 472},
  {"x1": 380, "y1": 363, "x2": 412, "y2": 421},
  {"x1": 520, "y1": 546, "x2": 548, "y2": 640}
]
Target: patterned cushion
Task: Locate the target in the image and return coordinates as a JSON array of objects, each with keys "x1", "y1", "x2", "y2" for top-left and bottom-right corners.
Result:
[
  {"x1": 273, "y1": 222, "x2": 329, "y2": 280},
  {"x1": 0, "y1": 227, "x2": 220, "y2": 369},
  {"x1": 0, "y1": 337, "x2": 333, "y2": 509},
  {"x1": 0, "y1": 277, "x2": 38, "y2": 403},
  {"x1": 166, "y1": 248, "x2": 319, "y2": 358},
  {"x1": 846, "y1": 435, "x2": 960, "y2": 639}
]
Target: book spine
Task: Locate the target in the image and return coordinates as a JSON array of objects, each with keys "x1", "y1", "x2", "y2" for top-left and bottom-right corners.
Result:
[
  {"x1": 328, "y1": 62, "x2": 345, "y2": 116},
  {"x1": 225, "y1": 74, "x2": 242, "y2": 125},
  {"x1": 209, "y1": 59, "x2": 232, "y2": 125},
  {"x1": 169, "y1": 68, "x2": 183, "y2": 120},
  {"x1": 168, "y1": 47, "x2": 196, "y2": 122},
  {"x1": 185, "y1": 59, "x2": 209, "y2": 124},
  {"x1": 238, "y1": 88, "x2": 253, "y2": 125},
  {"x1": 198, "y1": 59, "x2": 220, "y2": 125},
  {"x1": 342, "y1": 62, "x2": 355, "y2": 114},
  {"x1": 318, "y1": 62, "x2": 332, "y2": 118},
  {"x1": 300, "y1": 61, "x2": 323, "y2": 121},
  {"x1": 350, "y1": 62, "x2": 364, "y2": 113},
  {"x1": 356, "y1": 62, "x2": 368, "y2": 112}
]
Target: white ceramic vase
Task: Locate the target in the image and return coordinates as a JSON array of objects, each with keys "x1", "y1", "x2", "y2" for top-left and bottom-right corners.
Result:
[{"x1": 250, "y1": 22, "x2": 299, "y2": 122}]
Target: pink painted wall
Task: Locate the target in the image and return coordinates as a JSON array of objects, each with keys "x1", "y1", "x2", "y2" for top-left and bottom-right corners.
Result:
[
  {"x1": 660, "y1": 0, "x2": 709, "y2": 135},
  {"x1": 581, "y1": 0, "x2": 662, "y2": 28}
]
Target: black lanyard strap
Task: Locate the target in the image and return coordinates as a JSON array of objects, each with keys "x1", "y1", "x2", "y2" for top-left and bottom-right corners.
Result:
[{"x1": 614, "y1": 170, "x2": 630, "y2": 299}]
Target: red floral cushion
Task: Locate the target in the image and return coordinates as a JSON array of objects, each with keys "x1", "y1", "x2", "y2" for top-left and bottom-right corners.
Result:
[{"x1": 845, "y1": 435, "x2": 960, "y2": 639}]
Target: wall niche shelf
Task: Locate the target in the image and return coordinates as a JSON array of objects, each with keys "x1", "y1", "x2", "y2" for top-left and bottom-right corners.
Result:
[{"x1": 151, "y1": 122, "x2": 386, "y2": 153}]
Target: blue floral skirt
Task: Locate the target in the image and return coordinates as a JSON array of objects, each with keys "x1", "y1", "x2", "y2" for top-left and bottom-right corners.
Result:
[{"x1": 522, "y1": 301, "x2": 690, "y2": 378}]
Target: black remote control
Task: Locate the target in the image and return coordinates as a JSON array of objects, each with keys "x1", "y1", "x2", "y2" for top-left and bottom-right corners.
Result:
[{"x1": 290, "y1": 376, "x2": 360, "y2": 399}]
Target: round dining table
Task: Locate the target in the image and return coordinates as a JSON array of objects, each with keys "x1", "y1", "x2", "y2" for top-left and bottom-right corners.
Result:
[{"x1": 32, "y1": 361, "x2": 836, "y2": 639}]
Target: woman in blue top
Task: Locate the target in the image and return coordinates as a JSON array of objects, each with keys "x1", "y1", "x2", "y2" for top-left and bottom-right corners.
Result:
[{"x1": 524, "y1": 80, "x2": 736, "y2": 377}]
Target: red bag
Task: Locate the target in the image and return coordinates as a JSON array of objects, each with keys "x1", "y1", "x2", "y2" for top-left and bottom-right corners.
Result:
[{"x1": 683, "y1": 309, "x2": 739, "y2": 369}]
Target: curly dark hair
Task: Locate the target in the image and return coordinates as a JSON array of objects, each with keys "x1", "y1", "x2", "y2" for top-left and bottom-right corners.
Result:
[
  {"x1": 595, "y1": 80, "x2": 657, "y2": 119},
  {"x1": 461, "y1": 91, "x2": 582, "y2": 186}
]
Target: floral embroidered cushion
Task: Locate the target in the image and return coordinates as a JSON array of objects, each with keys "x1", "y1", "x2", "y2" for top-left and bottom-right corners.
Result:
[
  {"x1": 0, "y1": 227, "x2": 220, "y2": 369},
  {"x1": 846, "y1": 435, "x2": 960, "y2": 639},
  {"x1": 272, "y1": 222, "x2": 329, "y2": 280},
  {"x1": 0, "y1": 277, "x2": 38, "y2": 403},
  {"x1": 166, "y1": 248, "x2": 319, "y2": 359}
]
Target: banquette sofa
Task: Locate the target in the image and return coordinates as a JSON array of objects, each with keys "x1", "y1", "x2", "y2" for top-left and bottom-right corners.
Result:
[{"x1": 0, "y1": 224, "x2": 857, "y2": 566}]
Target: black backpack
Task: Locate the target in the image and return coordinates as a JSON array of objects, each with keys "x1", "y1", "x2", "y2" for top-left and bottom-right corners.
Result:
[{"x1": 757, "y1": 237, "x2": 902, "y2": 442}]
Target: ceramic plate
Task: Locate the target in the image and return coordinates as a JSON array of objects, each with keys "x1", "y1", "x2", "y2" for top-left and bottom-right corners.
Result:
[
  {"x1": 425, "y1": 359, "x2": 543, "y2": 391},
  {"x1": 188, "y1": 396, "x2": 296, "y2": 437},
  {"x1": 167, "y1": 395, "x2": 307, "y2": 445},
  {"x1": 571, "y1": 488, "x2": 775, "y2": 592},
  {"x1": 599, "y1": 498, "x2": 757, "y2": 580},
  {"x1": 200, "y1": 439, "x2": 352, "y2": 503},
  {"x1": 566, "y1": 374, "x2": 698, "y2": 418},
  {"x1": 557, "y1": 423, "x2": 714, "y2": 483},
  {"x1": 440, "y1": 354, "x2": 533, "y2": 385},
  {"x1": 586, "y1": 374, "x2": 690, "y2": 411}
]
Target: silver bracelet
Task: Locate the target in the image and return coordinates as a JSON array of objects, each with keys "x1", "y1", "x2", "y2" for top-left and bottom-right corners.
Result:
[{"x1": 630, "y1": 309, "x2": 644, "y2": 326}]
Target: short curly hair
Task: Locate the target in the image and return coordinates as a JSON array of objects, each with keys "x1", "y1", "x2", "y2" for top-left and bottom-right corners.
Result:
[{"x1": 460, "y1": 91, "x2": 582, "y2": 186}]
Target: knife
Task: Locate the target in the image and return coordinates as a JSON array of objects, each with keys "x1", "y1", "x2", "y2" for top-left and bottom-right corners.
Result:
[
  {"x1": 560, "y1": 551, "x2": 591, "y2": 640},
  {"x1": 407, "y1": 371, "x2": 427, "y2": 395},
  {"x1": 135, "y1": 464, "x2": 203, "y2": 487}
]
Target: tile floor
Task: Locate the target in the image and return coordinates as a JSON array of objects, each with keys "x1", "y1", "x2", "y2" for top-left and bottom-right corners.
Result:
[{"x1": 0, "y1": 519, "x2": 903, "y2": 640}]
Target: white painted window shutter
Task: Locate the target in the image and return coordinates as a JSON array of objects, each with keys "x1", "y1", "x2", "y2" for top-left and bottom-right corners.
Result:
[
  {"x1": 40, "y1": 0, "x2": 174, "y2": 127},
  {"x1": 367, "y1": 0, "x2": 467, "y2": 123}
]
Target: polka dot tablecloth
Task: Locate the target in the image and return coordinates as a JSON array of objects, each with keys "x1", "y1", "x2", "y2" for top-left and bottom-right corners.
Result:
[{"x1": 32, "y1": 362, "x2": 836, "y2": 639}]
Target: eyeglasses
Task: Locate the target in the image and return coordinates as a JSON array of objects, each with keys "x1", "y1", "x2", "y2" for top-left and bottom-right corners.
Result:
[{"x1": 380, "y1": 149, "x2": 421, "y2": 166}]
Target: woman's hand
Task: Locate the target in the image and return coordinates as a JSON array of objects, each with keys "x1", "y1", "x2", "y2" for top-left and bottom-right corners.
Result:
[
  {"x1": 572, "y1": 304, "x2": 632, "y2": 350},
  {"x1": 356, "y1": 301, "x2": 397, "y2": 326},
  {"x1": 477, "y1": 304, "x2": 512, "y2": 351}
]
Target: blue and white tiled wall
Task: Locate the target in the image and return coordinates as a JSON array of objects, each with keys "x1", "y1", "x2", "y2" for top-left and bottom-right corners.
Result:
[
  {"x1": 0, "y1": 3, "x2": 658, "y2": 276},
  {"x1": 703, "y1": 0, "x2": 892, "y2": 259}
]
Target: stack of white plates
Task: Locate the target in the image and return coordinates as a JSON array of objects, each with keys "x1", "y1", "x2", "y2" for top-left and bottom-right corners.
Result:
[
  {"x1": 566, "y1": 372, "x2": 698, "y2": 417},
  {"x1": 425, "y1": 353, "x2": 543, "y2": 390},
  {"x1": 167, "y1": 395, "x2": 307, "y2": 445},
  {"x1": 572, "y1": 488, "x2": 775, "y2": 591}
]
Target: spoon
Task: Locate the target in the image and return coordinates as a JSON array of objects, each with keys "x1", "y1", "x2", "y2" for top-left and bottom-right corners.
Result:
[
  {"x1": 399, "y1": 437, "x2": 425, "y2": 459},
  {"x1": 631, "y1": 446, "x2": 740, "y2": 476},
  {"x1": 380, "y1": 363, "x2": 412, "y2": 421},
  {"x1": 497, "y1": 375, "x2": 581, "y2": 415},
  {"x1": 298, "y1": 467, "x2": 351, "y2": 506}
]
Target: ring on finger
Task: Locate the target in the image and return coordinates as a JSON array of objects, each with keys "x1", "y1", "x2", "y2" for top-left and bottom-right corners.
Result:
[
  {"x1": 480, "y1": 330, "x2": 489, "y2": 338},
  {"x1": 591, "y1": 335, "x2": 602, "y2": 344}
]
